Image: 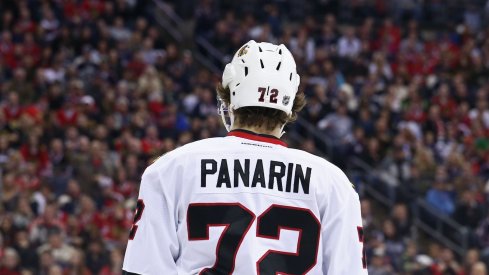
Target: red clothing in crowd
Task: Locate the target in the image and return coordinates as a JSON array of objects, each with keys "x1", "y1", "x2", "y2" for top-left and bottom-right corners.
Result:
[
  {"x1": 64, "y1": 0, "x2": 106, "y2": 19},
  {"x1": 0, "y1": 39, "x2": 16, "y2": 68},
  {"x1": 16, "y1": 20, "x2": 36, "y2": 34},
  {"x1": 14, "y1": 175, "x2": 41, "y2": 191},
  {"x1": 377, "y1": 23, "x2": 401, "y2": 54},
  {"x1": 19, "y1": 144, "x2": 49, "y2": 171},
  {"x1": 429, "y1": 264, "x2": 465, "y2": 275},
  {"x1": 56, "y1": 108, "x2": 79, "y2": 127},
  {"x1": 404, "y1": 102, "x2": 427, "y2": 123},
  {"x1": 432, "y1": 95, "x2": 457, "y2": 120},
  {"x1": 3, "y1": 105, "x2": 23, "y2": 121},
  {"x1": 23, "y1": 42, "x2": 41, "y2": 64},
  {"x1": 0, "y1": 268, "x2": 21, "y2": 275},
  {"x1": 148, "y1": 100, "x2": 166, "y2": 117},
  {"x1": 126, "y1": 60, "x2": 147, "y2": 79},
  {"x1": 141, "y1": 138, "x2": 162, "y2": 154}
]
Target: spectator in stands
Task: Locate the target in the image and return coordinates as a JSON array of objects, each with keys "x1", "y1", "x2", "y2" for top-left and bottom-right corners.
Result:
[
  {"x1": 338, "y1": 26, "x2": 361, "y2": 59},
  {"x1": 392, "y1": 203, "x2": 411, "y2": 237},
  {"x1": 368, "y1": 247, "x2": 394, "y2": 275},
  {"x1": 382, "y1": 219, "x2": 405, "y2": 270},
  {"x1": 37, "y1": 229, "x2": 76, "y2": 267},
  {"x1": 454, "y1": 190, "x2": 485, "y2": 229},
  {"x1": 465, "y1": 249, "x2": 483, "y2": 273},
  {"x1": 318, "y1": 104, "x2": 353, "y2": 142},
  {"x1": 399, "y1": 241, "x2": 419, "y2": 273},
  {"x1": 471, "y1": 261, "x2": 488, "y2": 275},
  {"x1": 477, "y1": 216, "x2": 489, "y2": 264},
  {"x1": 426, "y1": 168, "x2": 456, "y2": 216},
  {"x1": 0, "y1": 247, "x2": 20, "y2": 275}
]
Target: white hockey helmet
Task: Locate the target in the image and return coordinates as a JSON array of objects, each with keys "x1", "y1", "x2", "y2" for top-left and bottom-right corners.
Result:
[{"x1": 220, "y1": 40, "x2": 300, "y2": 131}]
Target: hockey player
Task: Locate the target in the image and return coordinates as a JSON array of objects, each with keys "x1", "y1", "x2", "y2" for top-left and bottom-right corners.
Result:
[{"x1": 123, "y1": 40, "x2": 367, "y2": 274}]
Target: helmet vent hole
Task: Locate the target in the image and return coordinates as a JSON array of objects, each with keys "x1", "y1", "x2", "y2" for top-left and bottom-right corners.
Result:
[
  {"x1": 232, "y1": 92, "x2": 236, "y2": 96},
  {"x1": 241, "y1": 59, "x2": 245, "y2": 63},
  {"x1": 245, "y1": 67, "x2": 248, "y2": 76},
  {"x1": 279, "y1": 49, "x2": 282, "y2": 55},
  {"x1": 260, "y1": 59, "x2": 264, "y2": 69},
  {"x1": 259, "y1": 47, "x2": 263, "y2": 52},
  {"x1": 289, "y1": 73, "x2": 292, "y2": 81},
  {"x1": 276, "y1": 62, "x2": 281, "y2": 71},
  {"x1": 235, "y1": 83, "x2": 240, "y2": 87}
]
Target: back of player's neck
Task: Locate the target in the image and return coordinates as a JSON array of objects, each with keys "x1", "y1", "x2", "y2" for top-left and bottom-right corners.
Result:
[{"x1": 231, "y1": 125, "x2": 281, "y2": 138}]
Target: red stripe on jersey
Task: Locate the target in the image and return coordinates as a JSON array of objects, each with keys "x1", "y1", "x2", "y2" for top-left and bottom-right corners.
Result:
[{"x1": 227, "y1": 129, "x2": 288, "y2": 147}]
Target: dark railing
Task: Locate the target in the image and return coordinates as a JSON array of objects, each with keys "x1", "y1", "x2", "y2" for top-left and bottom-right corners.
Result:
[
  {"x1": 194, "y1": 36, "x2": 224, "y2": 74},
  {"x1": 151, "y1": 0, "x2": 221, "y2": 74},
  {"x1": 151, "y1": 0, "x2": 184, "y2": 43},
  {"x1": 413, "y1": 199, "x2": 469, "y2": 256}
]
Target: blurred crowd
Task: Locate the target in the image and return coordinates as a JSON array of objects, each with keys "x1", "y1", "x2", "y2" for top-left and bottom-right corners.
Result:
[{"x1": 0, "y1": 0, "x2": 488, "y2": 274}]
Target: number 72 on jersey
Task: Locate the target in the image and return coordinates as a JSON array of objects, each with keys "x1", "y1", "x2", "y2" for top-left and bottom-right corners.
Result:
[{"x1": 129, "y1": 202, "x2": 367, "y2": 274}]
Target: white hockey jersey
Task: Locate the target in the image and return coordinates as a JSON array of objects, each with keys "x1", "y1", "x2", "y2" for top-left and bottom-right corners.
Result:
[{"x1": 123, "y1": 129, "x2": 367, "y2": 275}]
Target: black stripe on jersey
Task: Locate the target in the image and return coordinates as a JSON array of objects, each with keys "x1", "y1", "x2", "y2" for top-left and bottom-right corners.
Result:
[{"x1": 122, "y1": 270, "x2": 140, "y2": 275}]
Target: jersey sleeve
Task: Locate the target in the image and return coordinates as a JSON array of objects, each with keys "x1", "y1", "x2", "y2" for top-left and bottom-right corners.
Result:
[
  {"x1": 123, "y1": 159, "x2": 179, "y2": 274},
  {"x1": 320, "y1": 169, "x2": 368, "y2": 274}
]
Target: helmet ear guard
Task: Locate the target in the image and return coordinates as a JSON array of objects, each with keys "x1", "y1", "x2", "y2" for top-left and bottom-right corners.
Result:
[
  {"x1": 220, "y1": 40, "x2": 300, "y2": 132},
  {"x1": 222, "y1": 63, "x2": 236, "y2": 90}
]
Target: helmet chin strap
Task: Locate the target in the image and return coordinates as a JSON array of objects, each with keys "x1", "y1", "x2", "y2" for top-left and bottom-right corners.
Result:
[
  {"x1": 279, "y1": 123, "x2": 286, "y2": 138},
  {"x1": 219, "y1": 102, "x2": 235, "y2": 132}
]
